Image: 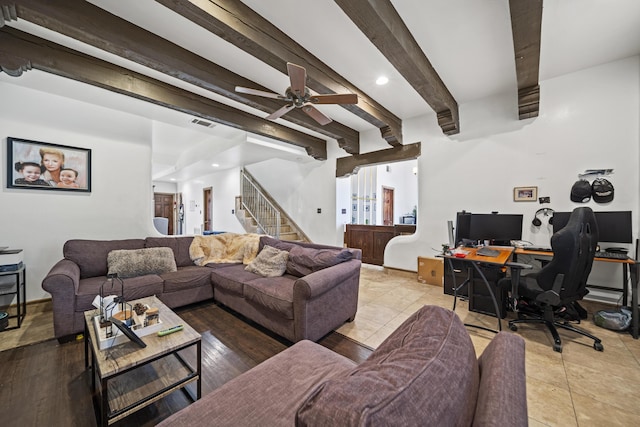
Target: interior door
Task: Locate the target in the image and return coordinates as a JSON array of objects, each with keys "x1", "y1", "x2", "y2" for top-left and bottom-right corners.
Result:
[
  {"x1": 383, "y1": 187, "x2": 394, "y2": 226},
  {"x1": 153, "y1": 193, "x2": 175, "y2": 235},
  {"x1": 203, "y1": 187, "x2": 213, "y2": 232}
]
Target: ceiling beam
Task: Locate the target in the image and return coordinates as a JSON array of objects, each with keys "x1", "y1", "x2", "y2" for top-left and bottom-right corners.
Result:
[
  {"x1": 336, "y1": 143, "x2": 421, "y2": 178},
  {"x1": 0, "y1": 27, "x2": 328, "y2": 159},
  {"x1": 334, "y1": 0, "x2": 460, "y2": 136},
  {"x1": 154, "y1": 0, "x2": 403, "y2": 147},
  {"x1": 509, "y1": 0, "x2": 543, "y2": 119},
  {"x1": 0, "y1": 0, "x2": 358, "y2": 154}
]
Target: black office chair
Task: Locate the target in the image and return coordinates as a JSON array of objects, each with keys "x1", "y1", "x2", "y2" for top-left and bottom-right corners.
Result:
[{"x1": 505, "y1": 207, "x2": 603, "y2": 353}]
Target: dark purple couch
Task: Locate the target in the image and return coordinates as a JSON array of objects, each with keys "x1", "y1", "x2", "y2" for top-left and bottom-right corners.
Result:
[
  {"x1": 41, "y1": 236, "x2": 361, "y2": 343},
  {"x1": 157, "y1": 305, "x2": 528, "y2": 426}
]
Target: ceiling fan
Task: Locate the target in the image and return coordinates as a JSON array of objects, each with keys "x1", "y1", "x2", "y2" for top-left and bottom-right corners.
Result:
[{"x1": 235, "y1": 62, "x2": 358, "y2": 125}]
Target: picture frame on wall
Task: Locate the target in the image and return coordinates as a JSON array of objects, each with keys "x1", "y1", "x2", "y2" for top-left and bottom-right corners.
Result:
[
  {"x1": 6, "y1": 136, "x2": 91, "y2": 192},
  {"x1": 513, "y1": 186, "x2": 537, "y2": 202}
]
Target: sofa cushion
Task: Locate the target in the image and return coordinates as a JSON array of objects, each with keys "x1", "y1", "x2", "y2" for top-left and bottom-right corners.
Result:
[
  {"x1": 286, "y1": 245, "x2": 353, "y2": 277},
  {"x1": 160, "y1": 265, "x2": 213, "y2": 293},
  {"x1": 145, "y1": 236, "x2": 194, "y2": 267},
  {"x1": 64, "y1": 239, "x2": 146, "y2": 279},
  {"x1": 243, "y1": 275, "x2": 297, "y2": 319},
  {"x1": 245, "y1": 245, "x2": 289, "y2": 277},
  {"x1": 75, "y1": 275, "x2": 165, "y2": 312},
  {"x1": 296, "y1": 305, "x2": 480, "y2": 426},
  {"x1": 210, "y1": 264, "x2": 262, "y2": 295},
  {"x1": 107, "y1": 247, "x2": 177, "y2": 278},
  {"x1": 259, "y1": 236, "x2": 297, "y2": 252}
]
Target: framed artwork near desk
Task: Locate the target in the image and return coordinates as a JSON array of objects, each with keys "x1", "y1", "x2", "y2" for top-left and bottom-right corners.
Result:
[{"x1": 513, "y1": 186, "x2": 537, "y2": 202}]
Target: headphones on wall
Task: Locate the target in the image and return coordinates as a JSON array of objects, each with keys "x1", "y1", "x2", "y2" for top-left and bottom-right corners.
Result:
[{"x1": 532, "y1": 208, "x2": 554, "y2": 226}]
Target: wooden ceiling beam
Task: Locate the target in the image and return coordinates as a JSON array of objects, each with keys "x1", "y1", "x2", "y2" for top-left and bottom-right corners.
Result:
[
  {"x1": 334, "y1": 0, "x2": 460, "y2": 136},
  {"x1": 0, "y1": 27, "x2": 328, "y2": 159},
  {"x1": 509, "y1": 0, "x2": 543, "y2": 119},
  {"x1": 0, "y1": 0, "x2": 358, "y2": 154},
  {"x1": 336, "y1": 143, "x2": 421, "y2": 178},
  {"x1": 154, "y1": 0, "x2": 403, "y2": 147}
]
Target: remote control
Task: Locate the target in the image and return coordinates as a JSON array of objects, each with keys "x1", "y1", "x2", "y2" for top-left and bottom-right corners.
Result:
[{"x1": 157, "y1": 324, "x2": 184, "y2": 336}]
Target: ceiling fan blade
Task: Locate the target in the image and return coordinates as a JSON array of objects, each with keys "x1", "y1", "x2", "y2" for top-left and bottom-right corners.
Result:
[
  {"x1": 302, "y1": 104, "x2": 333, "y2": 125},
  {"x1": 309, "y1": 93, "x2": 358, "y2": 105},
  {"x1": 266, "y1": 104, "x2": 296, "y2": 121},
  {"x1": 287, "y1": 62, "x2": 307, "y2": 96},
  {"x1": 235, "y1": 86, "x2": 282, "y2": 99}
]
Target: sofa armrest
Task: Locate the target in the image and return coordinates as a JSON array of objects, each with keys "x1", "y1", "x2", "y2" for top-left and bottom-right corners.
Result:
[
  {"x1": 41, "y1": 259, "x2": 82, "y2": 339},
  {"x1": 293, "y1": 259, "x2": 361, "y2": 300},
  {"x1": 473, "y1": 332, "x2": 527, "y2": 426},
  {"x1": 42, "y1": 259, "x2": 81, "y2": 295}
]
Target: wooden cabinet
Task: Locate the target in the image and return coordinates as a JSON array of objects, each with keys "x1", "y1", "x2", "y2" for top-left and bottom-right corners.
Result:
[{"x1": 344, "y1": 224, "x2": 415, "y2": 266}]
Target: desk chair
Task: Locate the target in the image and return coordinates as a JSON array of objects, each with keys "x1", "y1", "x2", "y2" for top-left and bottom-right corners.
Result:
[{"x1": 503, "y1": 207, "x2": 603, "y2": 353}]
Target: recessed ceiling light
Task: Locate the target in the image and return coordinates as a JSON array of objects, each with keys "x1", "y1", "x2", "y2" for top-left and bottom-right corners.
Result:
[
  {"x1": 376, "y1": 76, "x2": 389, "y2": 85},
  {"x1": 170, "y1": 178, "x2": 176, "y2": 181},
  {"x1": 211, "y1": 163, "x2": 219, "y2": 167}
]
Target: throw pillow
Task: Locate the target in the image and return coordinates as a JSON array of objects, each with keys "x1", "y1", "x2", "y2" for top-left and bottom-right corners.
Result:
[
  {"x1": 245, "y1": 245, "x2": 289, "y2": 277},
  {"x1": 296, "y1": 305, "x2": 480, "y2": 426},
  {"x1": 107, "y1": 247, "x2": 177, "y2": 278},
  {"x1": 286, "y1": 245, "x2": 353, "y2": 277}
]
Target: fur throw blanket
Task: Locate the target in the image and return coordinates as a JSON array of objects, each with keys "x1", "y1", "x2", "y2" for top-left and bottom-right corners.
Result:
[{"x1": 189, "y1": 233, "x2": 263, "y2": 266}]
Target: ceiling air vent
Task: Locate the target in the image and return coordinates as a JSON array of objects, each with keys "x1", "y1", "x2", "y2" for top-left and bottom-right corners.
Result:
[{"x1": 190, "y1": 118, "x2": 216, "y2": 128}]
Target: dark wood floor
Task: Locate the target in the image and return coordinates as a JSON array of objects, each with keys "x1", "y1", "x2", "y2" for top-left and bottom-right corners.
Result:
[{"x1": 0, "y1": 301, "x2": 372, "y2": 427}]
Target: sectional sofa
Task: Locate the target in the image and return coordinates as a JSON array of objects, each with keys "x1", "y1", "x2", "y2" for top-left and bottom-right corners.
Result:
[
  {"x1": 157, "y1": 305, "x2": 528, "y2": 426},
  {"x1": 41, "y1": 234, "x2": 361, "y2": 343}
]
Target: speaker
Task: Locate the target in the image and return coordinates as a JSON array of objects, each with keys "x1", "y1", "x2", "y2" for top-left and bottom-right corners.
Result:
[{"x1": 532, "y1": 208, "x2": 554, "y2": 226}]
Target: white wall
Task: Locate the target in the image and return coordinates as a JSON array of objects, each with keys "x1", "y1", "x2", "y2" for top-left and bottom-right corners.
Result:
[
  {"x1": 385, "y1": 56, "x2": 640, "y2": 301},
  {"x1": 177, "y1": 167, "x2": 246, "y2": 235},
  {"x1": 153, "y1": 181, "x2": 177, "y2": 194},
  {"x1": 244, "y1": 142, "x2": 342, "y2": 245},
  {"x1": 1, "y1": 82, "x2": 157, "y2": 302},
  {"x1": 376, "y1": 160, "x2": 418, "y2": 224}
]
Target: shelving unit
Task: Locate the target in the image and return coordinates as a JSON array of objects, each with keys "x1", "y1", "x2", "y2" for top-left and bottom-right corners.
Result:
[{"x1": 0, "y1": 265, "x2": 26, "y2": 331}]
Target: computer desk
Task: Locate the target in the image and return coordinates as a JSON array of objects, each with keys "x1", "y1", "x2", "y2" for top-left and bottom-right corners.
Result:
[
  {"x1": 441, "y1": 246, "x2": 526, "y2": 333},
  {"x1": 514, "y1": 248, "x2": 640, "y2": 339}
]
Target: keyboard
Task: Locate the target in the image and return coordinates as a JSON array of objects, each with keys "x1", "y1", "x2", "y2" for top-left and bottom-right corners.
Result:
[
  {"x1": 524, "y1": 246, "x2": 553, "y2": 252},
  {"x1": 595, "y1": 251, "x2": 629, "y2": 260},
  {"x1": 476, "y1": 247, "x2": 500, "y2": 257}
]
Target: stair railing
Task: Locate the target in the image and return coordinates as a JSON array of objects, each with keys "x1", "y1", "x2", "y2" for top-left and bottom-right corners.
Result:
[{"x1": 241, "y1": 171, "x2": 281, "y2": 238}]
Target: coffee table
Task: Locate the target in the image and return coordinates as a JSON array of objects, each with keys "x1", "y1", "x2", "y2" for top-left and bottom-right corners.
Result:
[{"x1": 84, "y1": 296, "x2": 201, "y2": 426}]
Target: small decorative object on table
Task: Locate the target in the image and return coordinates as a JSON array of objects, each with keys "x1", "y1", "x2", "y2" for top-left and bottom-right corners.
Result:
[{"x1": 98, "y1": 274, "x2": 130, "y2": 338}]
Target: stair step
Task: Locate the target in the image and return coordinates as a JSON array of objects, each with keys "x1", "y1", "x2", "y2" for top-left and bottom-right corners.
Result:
[{"x1": 279, "y1": 232, "x2": 300, "y2": 241}]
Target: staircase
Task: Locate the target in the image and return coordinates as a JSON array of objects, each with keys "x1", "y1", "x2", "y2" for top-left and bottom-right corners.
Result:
[{"x1": 236, "y1": 169, "x2": 310, "y2": 242}]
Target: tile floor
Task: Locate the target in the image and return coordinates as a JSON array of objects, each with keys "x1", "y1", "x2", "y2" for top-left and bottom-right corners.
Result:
[{"x1": 337, "y1": 264, "x2": 640, "y2": 426}]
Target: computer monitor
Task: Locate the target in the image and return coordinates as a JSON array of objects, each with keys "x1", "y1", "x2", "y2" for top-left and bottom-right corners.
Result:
[
  {"x1": 468, "y1": 213, "x2": 523, "y2": 243},
  {"x1": 552, "y1": 210, "x2": 633, "y2": 244}
]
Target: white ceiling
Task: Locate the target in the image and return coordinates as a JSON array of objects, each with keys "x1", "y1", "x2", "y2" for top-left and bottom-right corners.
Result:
[{"x1": 3, "y1": 0, "x2": 640, "y2": 182}]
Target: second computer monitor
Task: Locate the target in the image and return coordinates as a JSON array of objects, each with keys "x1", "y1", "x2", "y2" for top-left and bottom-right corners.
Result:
[
  {"x1": 467, "y1": 213, "x2": 523, "y2": 243},
  {"x1": 552, "y1": 210, "x2": 633, "y2": 244}
]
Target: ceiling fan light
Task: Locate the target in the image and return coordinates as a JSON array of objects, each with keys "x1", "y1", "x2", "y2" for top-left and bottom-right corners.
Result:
[{"x1": 376, "y1": 76, "x2": 389, "y2": 85}]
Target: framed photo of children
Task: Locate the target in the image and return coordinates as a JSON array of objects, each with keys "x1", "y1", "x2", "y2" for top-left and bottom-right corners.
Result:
[{"x1": 6, "y1": 137, "x2": 91, "y2": 192}]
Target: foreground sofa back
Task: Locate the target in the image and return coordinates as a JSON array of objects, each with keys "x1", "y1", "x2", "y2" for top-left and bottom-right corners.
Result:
[{"x1": 157, "y1": 305, "x2": 527, "y2": 426}]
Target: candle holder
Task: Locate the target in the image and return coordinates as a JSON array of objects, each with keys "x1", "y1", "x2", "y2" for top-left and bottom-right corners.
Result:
[{"x1": 99, "y1": 273, "x2": 131, "y2": 338}]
